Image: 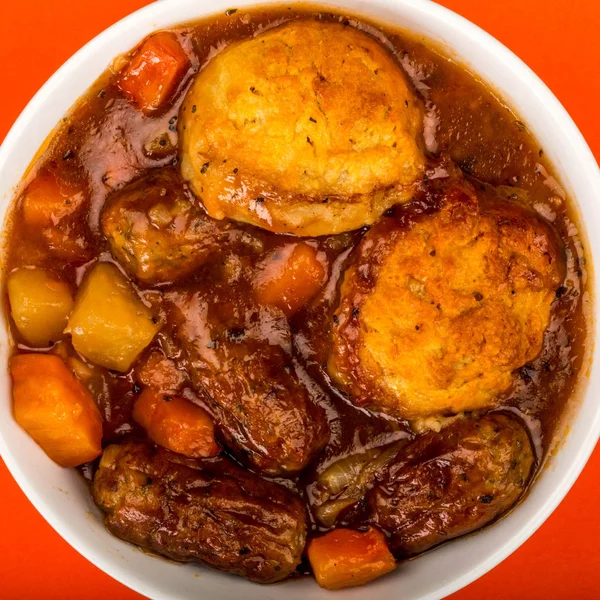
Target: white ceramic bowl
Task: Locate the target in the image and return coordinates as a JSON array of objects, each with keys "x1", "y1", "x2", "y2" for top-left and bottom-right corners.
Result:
[{"x1": 0, "y1": 1, "x2": 599, "y2": 598}]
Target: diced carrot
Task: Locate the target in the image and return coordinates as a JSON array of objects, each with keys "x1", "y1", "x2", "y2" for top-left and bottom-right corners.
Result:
[
  {"x1": 135, "y1": 349, "x2": 186, "y2": 393},
  {"x1": 133, "y1": 388, "x2": 219, "y2": 458},
  {"x1": 10, "y1": 354, "x2": 103, "y2": 467},
  {"x1": 19, "y1": 173, "x2": 91, "y2": 264},
  {"x1": 254, "y1": 242, "x2": 327, "y2": 316},
  {"x1": 117, "y1": 32, "x2": 189, "y2": 113},
  {"x1": 307, "y1": 527, "x2": 396, "y2": 590},
  {"x1": 21, "y1": 173, "x2": 84, "y2": 228}
]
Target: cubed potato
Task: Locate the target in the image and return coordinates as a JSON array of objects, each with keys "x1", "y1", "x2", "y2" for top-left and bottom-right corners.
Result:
[
  {"x1": 7, "y1": 268, "x2": 74, "y2": 347},
  {"x1": 135, "y1": 349, "x2": 186, "y2": 392},
  {"x1": 65, "y1": 263, "x2": 160, "y2": 371},
  {"x1": 307, "y1": 527, "x2": 396, "y2": 590},
  {"x1": 10, "y1": 353, "x2": 103, "y2": 467}
]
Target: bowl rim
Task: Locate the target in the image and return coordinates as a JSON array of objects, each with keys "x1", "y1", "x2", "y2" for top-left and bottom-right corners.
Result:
[{"x1": 0, "y1": 1, "x2": 599, "y2": 599}]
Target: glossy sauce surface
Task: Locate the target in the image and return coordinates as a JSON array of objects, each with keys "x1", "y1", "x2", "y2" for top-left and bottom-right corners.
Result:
[{"x1": 3, "y1": 3, "x2": 589, "y2": 539}]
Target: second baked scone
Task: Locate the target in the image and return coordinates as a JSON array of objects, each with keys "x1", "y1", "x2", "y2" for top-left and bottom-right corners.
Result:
[{"x1": 328, "y1": 180, "x2": 564, "y2": 419}]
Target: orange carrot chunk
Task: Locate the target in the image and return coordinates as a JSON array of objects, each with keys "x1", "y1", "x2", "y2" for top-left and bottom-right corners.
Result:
[
  {"x1": 307, "y1": 527, "x2": 397, "y2": 590},
  {"x1": 20, "y1": 173, "x2": 91, "y2": 263},
  {"x1": 10, "y1": 354, "x2": 103, "y2": 467},
  {"x1": 133, "y1": 388, "x2": 219, "y2": 458},
  {"x1": 254, "y1": 242, "x2": 327, "y2": 316},
  {"x1": 21, "y1": 173, "x2": 84, "y2": 228},
  {"x1": 117, "y1": 32, "x2": 189, "y2": 113}
]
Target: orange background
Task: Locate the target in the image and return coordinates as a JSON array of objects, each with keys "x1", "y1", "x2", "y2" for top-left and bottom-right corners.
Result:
[{"x1": 0, "y1": 0, "x2": 598, "y2": 598}]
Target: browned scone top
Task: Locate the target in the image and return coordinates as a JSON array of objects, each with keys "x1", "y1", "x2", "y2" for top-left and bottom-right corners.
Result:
[
  {"x1": 92, "y1": 443, "x2": 307, "y2": 583},
  {"x1": 179, "y1": 19, "x2": 425, "y2": 236},
  {"x1": 365, "y1": 413, "x2": 535, "y2": 557},
  {"x1": 164, "y1": 285, "x2": 329, "y2": 475},
  {"x1": 328, "y1": 179, "x2": 564, "y2": 419}
]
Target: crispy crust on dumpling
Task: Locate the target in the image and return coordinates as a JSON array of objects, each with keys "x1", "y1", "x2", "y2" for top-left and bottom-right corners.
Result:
[
  {"x1": 328, "y1": 181, "x2": 564, "y2": 419},
  {"x1": 179, "y1": 20, "x2": 425, "y2": 236}
]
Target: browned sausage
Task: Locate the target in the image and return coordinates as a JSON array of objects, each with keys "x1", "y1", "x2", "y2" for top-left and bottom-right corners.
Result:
[
  {"x1": 365, "y1": 413, "x2": 535, "y2": 557},
  {"x1": 102, "y1": 168, "x2": 258, "y2": 285},
  {"x1": 92, "y1": 442, "x2": 307, "y2": 583},
  {"x1": 165, "y1": 286, "x2": 329, "y2": 475}
]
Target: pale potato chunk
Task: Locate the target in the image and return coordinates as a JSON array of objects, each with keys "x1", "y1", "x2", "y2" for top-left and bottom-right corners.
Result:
[
  {"x1": 7, "y1": 268, "x2": 74, "y2": 347},
  {"x1": 66, "y1": 263, "x2": 160, "y2": 371}
]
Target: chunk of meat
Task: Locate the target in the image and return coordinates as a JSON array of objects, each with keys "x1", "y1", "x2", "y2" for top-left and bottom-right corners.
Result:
[
  {"x1": 165, "y1": 287, "x2": 329, "y2": 475},
  {"x1": 7, "y1": 267, "x2": 74, "y2": 347},
  {"x1": 102, "y1": 169, "x2": 253, "y2": 285},
  {"x1": 308, "y1": 527, "x2": 396, "y2": 590},
  {"x1": 92, "y1": 442, "x2": 307, "y2": 583},
  {"x1": 329, "y1": 179, "x2": 564, "y2": 419},
  {"x1": 117, "y1": 32, "x2": 189, "y2": 113},
  {"x1": 365, "y1": 413, "x2": 535, "y2": 557}
]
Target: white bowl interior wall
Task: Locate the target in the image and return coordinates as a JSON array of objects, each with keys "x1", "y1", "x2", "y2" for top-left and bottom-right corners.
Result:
[{"x1": 0, "y1": 1, "x2": 598, "y2": 599}]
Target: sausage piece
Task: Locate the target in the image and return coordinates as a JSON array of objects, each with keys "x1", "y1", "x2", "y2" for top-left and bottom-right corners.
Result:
[
  {"x1": 92, "y1": 442, "x2": 307, "y2": 583},
  {"x1": 165, "y1": 287, "x2": 329, "y2": 475},
  {"x1": 365, "y1": 413, "x2": 535, "y2": 557},
  {"x1": 102, "y1": 169, "x2": 254, "y2": 285}
]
